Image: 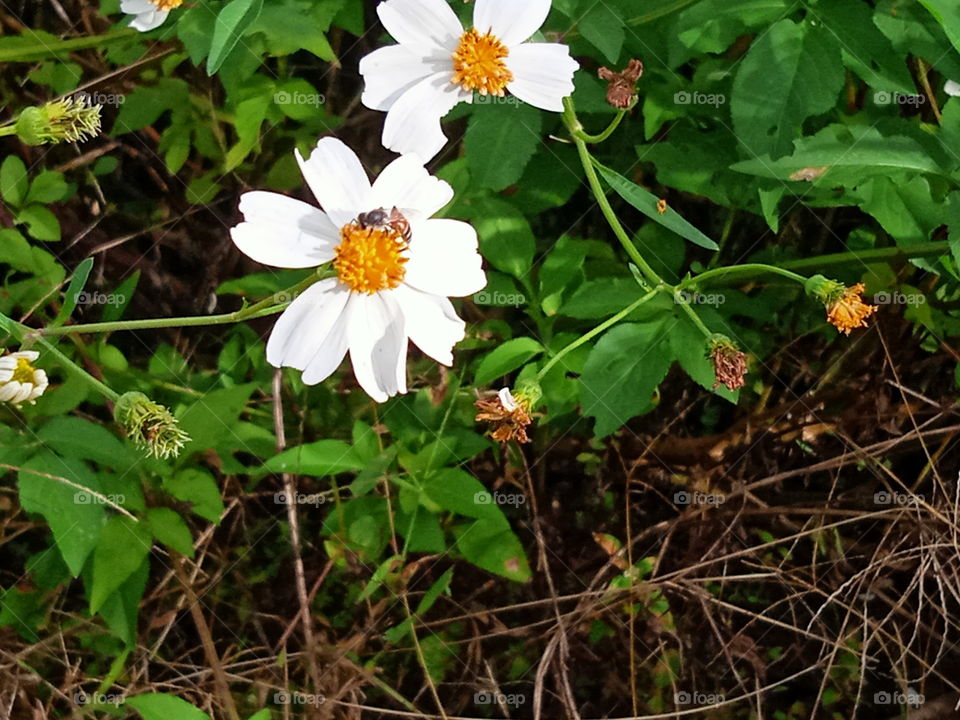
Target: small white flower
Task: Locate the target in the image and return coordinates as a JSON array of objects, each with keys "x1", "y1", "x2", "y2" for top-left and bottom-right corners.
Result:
[
  {"x1": 230, "y1": 137, "x2": 487, "y2": 402},
  {"x1": 946, "y1": 80, "x2": 960, "y2": 97},
  {"x1": 360, "y1": 0, "x2": 579, "y2": 160},
  {"x1": 120, "y1": 0, "x2": 182, "y2": 32},
  {"x1": 0, "y1": 351, "x2": 48, "y2": 406}
]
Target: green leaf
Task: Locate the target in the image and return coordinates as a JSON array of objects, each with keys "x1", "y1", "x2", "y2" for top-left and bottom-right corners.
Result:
[
  {"x1": 454, "y1": 520, "x2": 530, "y2": 582},
  {"x1": 126, "y1": 694, "x2": 211, "y2": 720},
  {"x1": 474, "y1": 338, "x2": 544, "y2": 386},
  {"x1": 163, "y1": 469, "x2": 225, "y2": 524},
  {"x1": 730, "y1": 19, "x2": 844, "y2": 159},
  {"x1": 0, "y1": 228, "x2": 34, "y2": 272},
  {"x1": 36, "y1": 416, "x2": 138, "y2": 470},
  {"x1": 17, "y1": 204, "x2": 60, "y2": 241},
  {"x1": 918, "y1": 0, "x2": 960, "y2": 54},
  {"x1": 580, "y1": 320, "x2": 674, "y2": 436},
  {"x1": 54, "y1": 257, "x2": 93, "y2": 326},
  {"x1": 578, "y1": 3, "x2": 625, "y2": 63},
  {"x1": 668, "y1": 315, "x2": 739, "y2": 402},
  {"x1": 263, "y1": 439, "x2": 364, "y2": 476},
  {"x1": 245, "y1": 711, "x2": 272, "y2": 720},
  {"x1": 857, "y1": 176, "x2": 945, "y2": 246},
  {"x1": 462, "y1": 197, "x2": 535, "y2": 278},
  {"x1": 422, "y1": 468, "x2": 508, "y2": 527},
  {"x1": 0, "y1": 155, "x2": 28, "y2": 207},
  {"x1": 98, "y1": 558, "x2": 148, "y2": 645},
  {"x1": 465, "y1": 102, "x2": 542, "y2": 191},
  {"x1": 18, "y1": 453, "x2": 106, "y2": 576},
  {"x1": 147, "y1": 508, "x2": 195, "y2": 558},
  {"x1": 177, "y1": 383, "x2": 256, "y2": 455},
  {"x1": 25, "y1": 170, "x2": 69, "y2": 204},
  {"x1": 207, "y1": 0, "x2": 265, "y2": 74},
  {"x1": 89, "y1": 515, "x2": 152, "y2": 613},
  {"x1": 594, "y1": 161, "x2": 719, "y2": 250}
]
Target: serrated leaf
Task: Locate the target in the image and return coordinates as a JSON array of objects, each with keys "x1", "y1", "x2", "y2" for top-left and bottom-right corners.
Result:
[
  {"x1": 465, "y1": 102, "x2": 542, "y2": 190},
  {"x1": 474, "y1": 337, "x2": 544, "y2": 386},
  {"x1": 207, "y1": 0, "x2": 264, "y2": 75}
]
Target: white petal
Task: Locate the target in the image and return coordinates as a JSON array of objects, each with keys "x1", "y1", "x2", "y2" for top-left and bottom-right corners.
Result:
[
  {"x1": 946, "y1": 80, "x2": 960, "y2": 97},
  {"x1": 382, "y1": 73, "x2": 469, "y2": 161},
  {"x1": 266, "y1": 278, "x2": 350, "y2": 370},
  {"x1": 392, "y1": 285, "x2": 465, "y2": 365},
  {"x1": 11, "y1": 384, "x2": 33, "y2": 404},
  {"x1": 232, "y1": 192, "x2": 338, "y2": 268},
  {"x1": 0, "y1": 383, "x2": 19, "y2": 401},
  {"x1": 12, "y1": 351, "x2": 39, "y2": 362},
  {"x1": 32, "y1": 370, "x2": 47, "y2": 387},
  {"x1": 346, "y1": 293, "x2": 407, "y2": 402},
  {"x1": 296, "y1": 138, "x2": 372, "y2": 227},
  {"x1": 474, "y1": 0, "x2": 551, "y2": 47},
  {"x1": 377, "y1": 0, "x2": 462, "y2": 54},
  {"x1": 301, "y1": 312, "x2": 351, "y2": 386},
  {"x1": 370, "y1": 154, "x2": 453, "y2": 219},
  {"x1": 505, "y1": 43, "x2": 579, "y2": 112},
  {"x1": 0, "y1": 371, "x2": 12, "y2": 383},
  {"x1": 360, "y1": 45, "x2": 439, "y2": 112},
  {"x1": 129, "y1": 9, "x2": 168, "y2": 31},
  {"x1": 403, "y1": 218, "x2": 486, "y2": 297},
  {"x1": 499, "y1": 387, "x2": 518, "y2": 410}
]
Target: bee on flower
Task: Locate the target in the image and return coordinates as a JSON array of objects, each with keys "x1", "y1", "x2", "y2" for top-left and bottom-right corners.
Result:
[
  {"x1": 359, "y1": 0, "x2": 579, "y2": 160},
  {"x1": 121, "y1": 0, "x2": 182, "y2": 32},
  {"x1": 0, "y1": 351, "x2": 48, "y2": 406},
  {"x1": 230, "y1": 137, "x2": 486, "y2": 402}
]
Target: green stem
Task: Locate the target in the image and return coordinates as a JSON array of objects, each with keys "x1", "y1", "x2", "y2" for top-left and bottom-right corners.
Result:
[
  {"x1": 40, "y1": 275, "x2": 321, "y2": 337},
  {"x1": 782, "y1": 241, "x2": 951, "y2": 273},
  {"x1": 0, "y1": 311, "x2": 119, "y2": 402},
  {"x1": 563, "y1": 97, "x2": 664, "y2": 288},
  {"x1": 682, "y1": 263, "x2": 809, "y2": 289},
  {"x1": 0, "y1": 126, "x2": 17, "y2": 138},
  {"x1": 676, "y1": 297, "x2": 714, "y2": 340},
  {"x1": 573, "y1": 108, "x2": 630, "y2": 144},
  {"x1": 538, "y1": 289, "x2": 659, "y2": 380},
  {"x1": 0, "y1": 28, "x2": 138, "y2": 63}
]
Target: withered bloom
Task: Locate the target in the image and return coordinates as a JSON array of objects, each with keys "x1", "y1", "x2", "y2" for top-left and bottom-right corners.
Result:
[
  {"x1": 805, "y1": 275, "x2": 877, "y2": 335},
  {"x1": 475, "y1": 388, "x2": 533, "y2": 444},
  {"x1": 598, "y1": 59, "x2": 644, "y2": 109},
  {"x1": 708, "y1": 335, "x2": 748, "y2": 391}
]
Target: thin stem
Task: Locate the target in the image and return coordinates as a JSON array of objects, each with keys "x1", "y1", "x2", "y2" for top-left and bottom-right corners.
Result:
[
  {"x1": 0, "y1": 126, "x2": 17, "y2": 137},
  {"x1": 538, "y1": 289, "x2": 659, "y2": 380},
  {"x1": 676, "y1": 297, "x2": 714, "y2": 339},
  {"x1": 39, "y1": 274, "x2": 321, "y2": 337},
  {"x1": 682, "y1": 263, "x2": 808, "y2": 289},
  {"x1": 563, "y1": 97, "x2": 664, "y2": 287},
  {"x1": 782, "y1": 241, "x2": 951, "y2": 273},
  {"x1": 572, "y1": 107, "x2": 629, "y2": 144},
  {"x1": 0, "y1": 310, "x2": 119, "y2": 402},
  {"x1": 0, "y1": 28, "x2": 138, "y2": 63}
]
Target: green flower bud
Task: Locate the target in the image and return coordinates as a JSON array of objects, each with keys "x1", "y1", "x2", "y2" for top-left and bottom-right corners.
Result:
[
  {"x1": 15, "y1": 97, "x2": 101, "y2": 146},
  {"x1": 114, "y1": 392, "x2": 190, "y2": 460}
]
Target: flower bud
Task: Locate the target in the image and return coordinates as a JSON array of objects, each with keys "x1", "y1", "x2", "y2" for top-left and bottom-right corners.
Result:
[
  {"x1": 114, "y1": 392, "x2": 190, "y2": 460},
  {"x1": 15, "y1": 96, "x2": 102, "y2": 146}
]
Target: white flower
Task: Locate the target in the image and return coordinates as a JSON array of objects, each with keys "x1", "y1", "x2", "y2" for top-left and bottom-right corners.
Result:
[
  {"x1": 946, "y1": 80, "x2": 960, "y2": 98},
  {"x1": 359, "y1": 0, "x2": 579, "y2": 160},
  {"x1": 0, "y1": 351, "x2": 48, "y2": 406},
  {"x1": 230, "y1": 137, "x2": 487, "y2": 402},
  {"x1": 120, "y1": 0, "x2": 182, "y2": 32}
]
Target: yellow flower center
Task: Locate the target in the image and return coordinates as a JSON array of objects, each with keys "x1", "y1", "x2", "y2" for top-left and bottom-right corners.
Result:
[
  {"x1": 151, "y1": 0, "x2": 183, "y2": 9},
  {"x1": 451, "y1": 29, "x2": 514, "y2": 96},
  {"x1": 826, "y1": 283, "x2": 877, "y2": 335},
  {"x1": 334, "y1": 221, "x2": 409, "y2": 294},
  {"x1": 11, "y1": 358, "x2": 36, "y2": 384}
]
